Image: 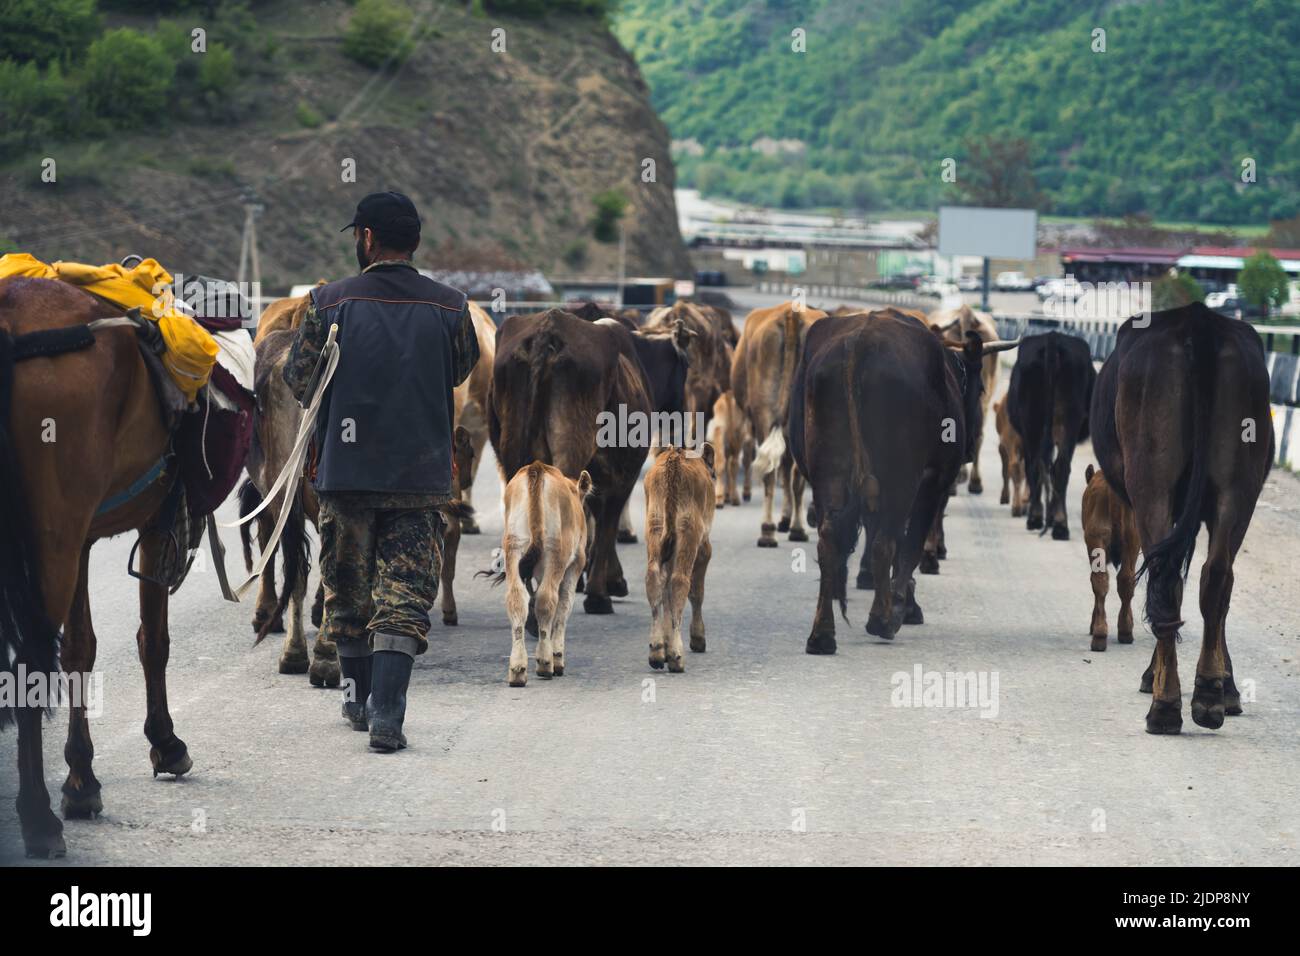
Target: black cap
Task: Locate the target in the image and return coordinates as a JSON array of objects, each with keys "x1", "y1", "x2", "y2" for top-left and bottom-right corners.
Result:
[{"x1": 340, "y1": 191, "x2": 421, "y2": 246}]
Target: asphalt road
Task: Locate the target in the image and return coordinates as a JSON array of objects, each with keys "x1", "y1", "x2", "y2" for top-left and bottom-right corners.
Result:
[{"x1": 3, "y1": 383, "x2": 1299, "y2": 866}]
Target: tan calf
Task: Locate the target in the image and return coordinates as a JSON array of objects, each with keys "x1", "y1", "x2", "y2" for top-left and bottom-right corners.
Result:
[
  {"x1": 994, "y1": 395, "x2": 1028, "y2": 516},
  {"x1": 500, "y1": 462, "x2": 593, "y2": 686},
  {"x1": 644, "y1": 445, "x2": 716, "y2": 672},
  {"x1": 706, "y1": 391, "x2": 748, "y2": 507},
  {"x1": 1082, "y1": 464, "x2": 1140, "y2": 652}
]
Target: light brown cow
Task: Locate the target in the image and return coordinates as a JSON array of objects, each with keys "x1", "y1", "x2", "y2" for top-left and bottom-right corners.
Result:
[
  {"x1": 706, "y1": 390, "x2": 748, "y2": 507},
  {"x1": 732, "y1": 300, "x2": 826, "y2": 546},
  {"x1": 644, "y1": 445, "x2": 716, "y2": 671},
  {"x1": 1082, "y1": 464, "x2": 1140, "y2": 653},
  {"x1": 500, "y1": 461, "x2": 593, "y2": 686},
  {"x1": 993, "y1": 394, "x2": 1028, "y2": 516},
  {"x1": 452, "y1": 301, "x2": 498, "y2": 533},
  {"x1": 928, "y1": 304, "x2": 999, "y2": 494}
]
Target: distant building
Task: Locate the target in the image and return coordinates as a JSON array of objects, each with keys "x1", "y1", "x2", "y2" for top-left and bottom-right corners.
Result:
[{"x1": 421, "y1": 268, "x2": 553, "y2": 302}]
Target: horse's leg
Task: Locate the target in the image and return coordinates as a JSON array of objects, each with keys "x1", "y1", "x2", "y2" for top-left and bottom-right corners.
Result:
[
  {"x1": 253, "y1": 511, "x2": 283, "y2": 634},
  {"x1": 61, "y1": 544, "x2": 103, "y2": 818},
  {"x1": 440, "y1": 511, "x2": 460, "y2": 625},
  {"x1": 136, "y1": 531, "x2": 192, "y2": 777}
]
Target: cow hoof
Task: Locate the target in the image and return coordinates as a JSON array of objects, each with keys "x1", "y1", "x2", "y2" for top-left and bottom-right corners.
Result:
[
  {"x1": 968, "y1": 479, "x2": 983, "y2": 495},
  {"x1": 607, "y1": 577, "x2": 629, "y2": 598},
  {"x1": 1090, "y1": 635, "x2": 1107, "y2": 652},
  {"x1": 1051, "y1": 524, "x2": 1070, "y2": 541},
  {"x1": 919, "y1": 554, "x2": 940, "y2": 575},
  {"x1": 1011, "y1": 506, "x2": 1024, "y2": 518},
  {"x1": 715, "y1": 500, "x2": 724, "y2": 510},
  {"x1": 459, "y1": 516, "x2": 481, "y2": 535},
  {"x1": 508, "y1": 675, "x2": 527, "y2": 688},
  {"x1": 864, "y1": 616, "x2": 894, "y2": 640},
  {"x1": 442, "y1": 611, "x2": 458, "y2": 626},
  {"x1": 806, "y1": 505, "x2": 817, "y2": 526},
  {"x1": 617, "y1": 530, "x2": 638, "y2": 544},
  {"x1": 806, "y1": 632, "x2": 837, "y2": 655},
  {"x1": 667, "y1": 656, "x2": 685, "y2": 674},
  {"x1": 1145, "y1": 700, "x2": 1183, "y2": 735},
  {"x1": 536, "y1": 664, "x2": 553, "y2": 680},
  {"x1": 1191, "y1": 677, "x2": 1225, "y2": 729},
  {"x1": 1139, "y1": 667, "x2": 1154, "y2": 694},
  {"x1": 903, "y1": 602, "x2": 923, "y2": 626},
  {"x1": 936, "y1": 544, "x2": 947, "y2": 560},
  {"x1": 788, "y1": 527, "x2": 808, "y2": 542},
  {"x1": 22, "y1": 810, "x2": 66, "y2": 860},
  {"x1": 999, "y1": 490, "x2": 1010, "y2": 505},
  {"x1": 742, "y1": 491, "x2": 752, "y2": 502},
  {"x1": 150, "y1": 738, "x2": 193, "y2": 777},
  {"x1": 648, "y1": 650, "x2": 665, "y2": 670},
  {"x1": 855, "y1": 570, "x2": 874, "y2": 590},
  {"x1": 1026, "y1": 515, "x2": 1043, "y2": 531},
  {"x1": 553, "y1": 663, "x2": 564, "y2": 677},
  {"x1": 1117, "y1": 631, "x2": 1133, "y2": 644},
  {"x1": 584, "y1": 593, "x2": 614, "y2": 614},
  {"x1": 690, "y1": 636, "x2": 706, "y2": 653},
  {"x1": 278, "y1": 652, "x2": 309, "y2": 675},
  {"x1": 61, "y1": 785, "x2": 103, "y2": 820},
  {"x1": 309, "y1": 656, "x2": 341, "y2": 688},
  {"x1": 757, "y1": 537, "x2": 778, "y2": 548}
]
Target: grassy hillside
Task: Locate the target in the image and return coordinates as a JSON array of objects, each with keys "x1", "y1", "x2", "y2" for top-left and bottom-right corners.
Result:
[
  {"x1": 0, "y1": 0, "x2": 689, "y2": 290},
  {"x1": 616, "y1": 0, "x2": 1300, "y2": 224}
]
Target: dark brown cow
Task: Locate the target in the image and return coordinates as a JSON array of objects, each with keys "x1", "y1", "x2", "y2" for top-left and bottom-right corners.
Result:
[
  {"x1": 1092, "y1": 302, "x2": 1273, "y2": 734},
  {"x1": 489, "y1": 309, "x2": 652, "y2": 614},
  {"x1": 1081, "y1": 464, "x2": 1140, "y2": 652},
  {"x1": 645, "y1": 301, "x2": 727, "y2": 437},
  {"x1": 789, "y1": 308, "x2": 1016, "y2": 651}
]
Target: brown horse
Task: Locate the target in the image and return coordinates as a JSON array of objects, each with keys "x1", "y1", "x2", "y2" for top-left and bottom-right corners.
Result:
[
  {"x1": 1091, "y1": 303, "x2": 1273, "y2": 734},
  {"x1": 1, "y1": 276, "x2": 194, "y2": 859}
]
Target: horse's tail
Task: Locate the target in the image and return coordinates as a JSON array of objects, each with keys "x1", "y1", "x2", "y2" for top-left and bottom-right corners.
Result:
[
  {"x1": 253, "y1": 486, "x2": 310, "y2": 646},
  {"x1": 1138, "y1": 321, "x2": 1217, "y2": 632},
  {"x1": 0, "y1": 329, "x2": 60, "y2": 729},
  {"x1": 238, "y1": 479, "x2": 261, "y2": 572}
]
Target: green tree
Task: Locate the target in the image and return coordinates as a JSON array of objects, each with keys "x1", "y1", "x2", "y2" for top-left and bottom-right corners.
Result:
[
  {"x1": 83, "y1": 29, "x2": 177, "y2": 122},
  {"x1": 951, "y1": 135, "x2": 1048, "y2": 210},
  {"x1": 1151, "y1": 273, "x2": 1205, "y2": 311},
  {"x1": 0, "y1": 0, "x2": 100, "y2": 65},
  {"x1": 1238, "y1": 250, "x2": 1291, "y2": 315},
  {"x1": 343, "y1": 0, "x2": 415, "y2": 70},
  {"x1": 198, "y1": 43, "x2": 237, "y2": 96},
  {"x1": 590, "y1": 189, "x2": 628, "y2": 243}
]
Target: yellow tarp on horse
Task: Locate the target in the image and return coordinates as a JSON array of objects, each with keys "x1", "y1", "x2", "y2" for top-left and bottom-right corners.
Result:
[{"x1": 0, "y1": 253, "x2": 217, "y2": 402}]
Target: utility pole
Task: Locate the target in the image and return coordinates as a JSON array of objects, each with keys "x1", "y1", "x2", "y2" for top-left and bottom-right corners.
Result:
[
  {"x1": 616, "y1": 218, "x2": 627, "y2": 309},
  {"x1": 237, "y1": 193, "x2": 264, "y2": 327}
]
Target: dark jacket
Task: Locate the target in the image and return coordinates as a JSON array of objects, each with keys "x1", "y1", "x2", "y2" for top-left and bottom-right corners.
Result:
[{"x1": 304, "y1": 262, "x2": 477, "y2": 496}]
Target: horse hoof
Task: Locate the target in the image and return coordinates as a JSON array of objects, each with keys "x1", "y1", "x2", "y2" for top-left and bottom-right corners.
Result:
[
  {"x1": 442, "y1": 611, "x2": 459, "y2": 626},
  {"x1": 1090, "y1": 635, "x2": 1107, "y2": 652},
  {"x1": 1191, "y1": 677, "x2": 1225, "y2": 729},
  {"x1": 855, "y1": 571, "x2": 874, "y2": 590},
  {"x1": 60, "y1": 787, "x2": 103, "y2": 820},
  {"x1": 151, "y1": 740, "x2": 193, "y2": 777},
  {"x1": 22, "y1": 812, "x2": 66, "y2": 859},
  {"x1": 583, "y1": 593, "x2": 614, "y2": 615},
  {"x1": 616, "y1": 530, "x2": 638, "y2": 544},
  {"x1": 1051, "y1": 524, "x2": 1070, "y2": 541},
  {"x1": 607, "y1": 577, "x2": 629, "y2": 598},
  {"x1": 919, "y1": 554, "x2": 939, "y2": 575},
  {"x1": 690, "y1": 637, "x2": 706, "y2": 653},
  {"x1": 309, "y1": 656, "x2": 341, "y2": 688},
  {"x1": 788, "y1": 527, "x2": 808, "y2": 542},
  {"x1": 806, "y1": 632, "x2": 837, "y2": 655},
  {"x1": 968, "y1": 479, "x2": 983, "y2": 495},
  {"x1": 1145, "y1": 700, "x2": 1183, "y2": 735},
  {"x1": 1139, "y1": 669, "x2": 1154, "y2": 694},
  {"x1": 903, "y1": 602, "x2": 923, "y2": 626},
  {"x1": 278, "y1": 653, "x2": 309, "y2": 675},
  {"x1": 865, "y1": 616, "x2": 894, "y2": 640}
]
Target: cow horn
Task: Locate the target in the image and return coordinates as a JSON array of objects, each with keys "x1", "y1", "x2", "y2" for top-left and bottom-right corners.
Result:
[
  {"x1": 939, "y1": 317, "x2": 961, "y2": 333},
  {"x1": 983, "y1": 338, "x2": 1021, "y2": 353}
]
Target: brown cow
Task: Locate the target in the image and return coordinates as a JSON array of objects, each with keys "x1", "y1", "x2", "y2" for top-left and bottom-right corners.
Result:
[
  {"x1": 732, "y1": 300, "x2": 826, "y2": 546},
  {"x1": 993, "y1": 395, "x2": 1028, "y2": 516},
  {"x1": 645, "y1": 300, "x2": 727, "y2": 437},
  {"x1": 1092, "y1": 302, "x2": 1273, "y2": 734},
  {"x1": 928, "y1": 304, "x2": 999, "y2": 495},
  {"x1": 489, "y1": 308, "x2": 652, "y2": 614},
  {"x1": 1082, "y1": 464, "x2": 1139, "y2": 652},
  {"x1": 644, "y1": 444, "x2": 716, "y2": 670},
  {"x1": 706, "y1": 390, "x2": 748, "y2": 507},
  {"x1": 451, "y1": 301, "x2": 498, "y2": 533},
  {"x1": 499, "y1": 462, "x2": 593, "y2": 686}
]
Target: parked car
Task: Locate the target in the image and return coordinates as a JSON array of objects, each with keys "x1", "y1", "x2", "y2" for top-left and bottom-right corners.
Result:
[
  {"x1": 1037, "y1": 276, "x2": 1084, "y2": 301},
  {"x1": 957, "y1": 274, "x2": 983, "y2": 291},
  {"x1": 995, "y1": 271, "x2": 1034, "y2": 292}
]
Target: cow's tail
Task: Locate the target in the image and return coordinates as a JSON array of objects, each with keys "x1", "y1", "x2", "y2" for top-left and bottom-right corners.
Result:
[
  {"x1": 238, "y1": 479, "x2": 261, "y2": 572},
  {"x1": 254, "y1": 487, "x2": 310, "y2": 646},
  {"x1": 1138, "y1": 321, "x2": 1217, "y2": 633},
  {"x1": 1035, "y1": 333, "x2": 1060, "y2": 535},
  {"x1": 0, "y1": 329, "x2": 60, "y2": 728},
  {"x1": 755, "y1": 305, "x2": 803, "y2": 477},
  {"x1": 754, "y1": 424, "x2": 786, "y2": 476}
]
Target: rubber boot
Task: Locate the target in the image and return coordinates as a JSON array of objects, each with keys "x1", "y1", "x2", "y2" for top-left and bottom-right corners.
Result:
[
  {"x1": 338, "y1": 653, "x2": 371, "y2": 732},
  {"x1": 366, "y1": 648, "x2": 414, "y2": 752}
]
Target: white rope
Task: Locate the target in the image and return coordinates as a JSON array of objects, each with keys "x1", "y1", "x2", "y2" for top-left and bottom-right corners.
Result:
[{"x1": 219, "y1": 325, "x2": 339, "y2": 600}]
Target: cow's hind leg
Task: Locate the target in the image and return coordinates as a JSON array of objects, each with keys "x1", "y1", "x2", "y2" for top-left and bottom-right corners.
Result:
[
  {"x1": 505, "y1": 551, "x2": 529, "y2": 687},
  {"x1": 777, "y1": 452, "x2": 794, "y2": 533},
  {"x1": 646, "y1": 548, "x2": 667, "y2": 670},
  {"x1": 787, "y1": 465, "x2": 809, "y2": 542},
  {"x1": 757, "y1": 471, "x2": 777, "y2": 547},
  {"x1": 1085, "y1": 523, "x2": 1110, "y2": 652},
  {"x1": 1192, "y1": 500, "x2": 1245, "y2": 730},
  {"x1": 551, "y1": 559, "x2": 581, "y2": 677},
  {"x1": 534, "y1": 554, "x2": 561, "y2": 679},
  {"x1": 61, "y1": 545, "x2": 103, "y2": 819},
  {"x1": 688, "y1": 539, "x2": 711, "y2": 653},
  {"x1": 136, "y1": 532, "x2": 192, "y2": 776}
]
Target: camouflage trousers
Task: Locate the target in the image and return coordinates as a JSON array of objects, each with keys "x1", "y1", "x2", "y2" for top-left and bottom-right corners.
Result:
[{"x1": 318, "y1": 494, "x2": 443, "y2": 656}]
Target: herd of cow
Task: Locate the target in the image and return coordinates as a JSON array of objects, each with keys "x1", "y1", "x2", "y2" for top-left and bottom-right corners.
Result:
[{"x1": 243, "y1": 292, "x2": 1274, "y2": 740}]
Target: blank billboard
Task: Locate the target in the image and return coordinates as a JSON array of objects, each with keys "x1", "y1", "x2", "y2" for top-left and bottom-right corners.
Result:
[{"x1": 938, "y1": 206, "x2": 1037, "y2": 260}]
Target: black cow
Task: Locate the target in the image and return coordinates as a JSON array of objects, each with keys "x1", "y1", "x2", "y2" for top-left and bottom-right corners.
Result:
[
  {"x1": 1007, "y1": 331, "x2": 1096, "y2": 539},
  {"x1": 790, "y1": 308, "x2": 1016, "y2": 652},
  {"x1": 1092, "y1": 303, "x2": 1272, "y2": 734}
]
